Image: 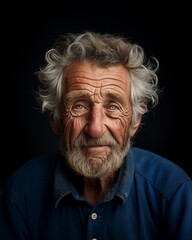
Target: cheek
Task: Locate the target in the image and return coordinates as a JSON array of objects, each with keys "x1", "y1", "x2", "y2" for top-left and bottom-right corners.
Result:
[
  {"x1": 63, "y1": 116, "x2": 86, "y2": 148},
  {"x1": 108, "y1": 114, "x2": 132, "y2": 148}
]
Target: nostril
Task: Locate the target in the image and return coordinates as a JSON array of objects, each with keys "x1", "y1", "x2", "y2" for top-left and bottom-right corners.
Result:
[{"x1": 84, "y1": 123, "x2": 106, "y2": 138}]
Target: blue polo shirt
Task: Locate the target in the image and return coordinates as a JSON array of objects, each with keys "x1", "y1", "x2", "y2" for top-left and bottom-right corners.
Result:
[{"x1": 0, "y1": 147, "x2": 192, "y2": 240}]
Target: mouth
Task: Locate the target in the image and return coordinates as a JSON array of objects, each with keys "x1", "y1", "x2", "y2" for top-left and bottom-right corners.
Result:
[
  {"x1": 81, "y1": 145, "x2": 112, "y2": 159},
  {"x1": 81, "y1": 145, "x2": 112, "y2": 153},
  {"x1": 81, "y1": 145, "x2": 110, "y2": 148}
]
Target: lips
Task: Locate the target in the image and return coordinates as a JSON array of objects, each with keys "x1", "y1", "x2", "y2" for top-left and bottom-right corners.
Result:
[
  {"x1": 82, "y1": 145, "x2": 110, "y2": 148},
  {"x1": 81, "y1": 145, "x2": 112, "y2": 157},
  {"x1": 83, "y1": 145, "x2": 109, "y2": 150}
]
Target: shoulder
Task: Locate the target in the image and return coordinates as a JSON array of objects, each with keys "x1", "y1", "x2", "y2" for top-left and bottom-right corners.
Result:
[
  {"x1": 3, "y1": 153, "x2": 59, "y2": 194},
  {"x1": 130, "y1": 147, "x2": 191, "y2": 199}
]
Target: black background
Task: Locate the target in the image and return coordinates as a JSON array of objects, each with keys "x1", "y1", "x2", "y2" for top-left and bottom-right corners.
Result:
[{"x1": 1, "y1": 3, "x2": 192, "y2": 186}]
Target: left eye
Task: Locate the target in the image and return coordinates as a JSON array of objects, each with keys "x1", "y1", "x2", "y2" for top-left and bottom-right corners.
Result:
[{"x1": 108, "y1": 105, "x2": 118, "y2": 110}]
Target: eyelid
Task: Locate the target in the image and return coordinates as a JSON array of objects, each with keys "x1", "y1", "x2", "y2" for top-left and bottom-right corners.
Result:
[
  {"x1": 73, "y1": 104, "x2": 85, "y2": 109},
  {"x1": 73, "y1": 101, "x2": 89, "y2": 109},
  {"x1": 71, "y1": 102, "x2": 89, "y2": 117},
  {"x1": 108, "y1": 105, "x2": 118, "y2": 110},
  {"x1": 107, "y1": 102, "x2": 120, "y2": 109}
]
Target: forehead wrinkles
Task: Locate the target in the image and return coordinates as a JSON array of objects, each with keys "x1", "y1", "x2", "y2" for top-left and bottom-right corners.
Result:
[
  {"x1": 68, "y1": 79, "x2": 128, "y2": 105},
  {"x1": 69, "y1": 75, "x2": 127, "y2": 94}
]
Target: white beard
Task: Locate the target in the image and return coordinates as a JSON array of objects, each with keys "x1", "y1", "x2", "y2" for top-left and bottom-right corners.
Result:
[{"x1": 59, "y1": 132, "x2": 131, "y2": 178}]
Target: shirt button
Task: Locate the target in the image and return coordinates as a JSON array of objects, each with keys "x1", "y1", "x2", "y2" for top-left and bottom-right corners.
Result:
[{"x1": 91, "y1": 213, "x2": 98, "y2": 220}]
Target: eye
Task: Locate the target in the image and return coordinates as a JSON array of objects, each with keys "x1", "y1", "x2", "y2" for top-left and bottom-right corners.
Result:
[
  {"x1": 74, "y1": 104, "x2": 85, "y2": 110},
  {"x1": 105, "y1": 102, "x2": 121, "y2": 118},
  {"x1": 71, "y1": 103, "x2": 88, "y2": 117},
  {"x1": 107, "y1": 104, "x2": 119, "y2": 110}
]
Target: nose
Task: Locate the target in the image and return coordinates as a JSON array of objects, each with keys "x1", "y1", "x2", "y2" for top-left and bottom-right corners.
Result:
[{"x1": 84, "y1": 107, "x2": 107, "y2": 138}]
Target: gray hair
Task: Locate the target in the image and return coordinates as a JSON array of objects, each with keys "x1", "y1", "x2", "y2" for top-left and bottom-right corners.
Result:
[{"x1": 36, "y1": 31, "x2": 159, "y2": 124}]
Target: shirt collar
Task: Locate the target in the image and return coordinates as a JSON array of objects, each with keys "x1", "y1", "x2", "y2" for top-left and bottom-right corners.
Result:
[
  {"x1": 103, "y1": 149, "x2": 135, "y2": 204},
  {"x1": 53, "y1": 154, "x2": 84, "y2": 208},
  {"x1": 54, "y1": 148, "x2": 135, "y2": 207}
]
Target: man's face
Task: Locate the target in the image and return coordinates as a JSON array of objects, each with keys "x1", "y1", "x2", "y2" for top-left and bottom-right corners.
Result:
[{"x1": 58, "y1": 60, "x2": 140, "y2": 177}]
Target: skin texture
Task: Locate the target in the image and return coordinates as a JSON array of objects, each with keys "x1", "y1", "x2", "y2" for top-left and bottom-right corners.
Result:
[{"x1": 51, "y1": 60, "x2": 141, "y2": 204}]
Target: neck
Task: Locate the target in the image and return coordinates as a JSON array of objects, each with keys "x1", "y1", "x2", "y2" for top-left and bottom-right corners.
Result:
[{"x1": 81, "y1": 173, "x2": 117, "y2": 205}]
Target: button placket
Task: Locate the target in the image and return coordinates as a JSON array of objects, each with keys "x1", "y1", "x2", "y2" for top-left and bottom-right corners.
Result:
[{"x1": 87, "y1": 205, "x2": 109, "y2": 240}]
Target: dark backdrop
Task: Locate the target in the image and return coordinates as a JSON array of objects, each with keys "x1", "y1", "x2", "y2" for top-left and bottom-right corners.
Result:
[{"x1": 1, "y1": 3, "x2": 191, "y2": 186}]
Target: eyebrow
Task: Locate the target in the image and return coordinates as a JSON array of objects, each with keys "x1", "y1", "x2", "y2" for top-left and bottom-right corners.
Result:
[
  {"x1": 64, "y1": 91, "x2": 126, "y2": 105},
  {"x1": 105, "y1": 92, "x2": 126, "y2": 105},
  {"x1": 64, "y1": 92, "x2": 91, "y2": 104}
]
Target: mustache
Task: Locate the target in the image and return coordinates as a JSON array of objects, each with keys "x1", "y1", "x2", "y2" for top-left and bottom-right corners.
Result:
[{"x1": 74, "y1": 133, "x2": 118, "y2": 148}]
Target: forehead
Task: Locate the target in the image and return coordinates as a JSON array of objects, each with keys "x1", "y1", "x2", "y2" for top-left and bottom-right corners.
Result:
[{"x1": 65, "y1": 60, "x2": 131, "y2": 94}]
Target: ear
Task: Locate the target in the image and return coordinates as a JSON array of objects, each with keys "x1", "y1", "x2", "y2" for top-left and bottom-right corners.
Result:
[
  {"x1": 129, "y1": 114, "x2": 142, "y2": 137},
  {"x1": 48, "y1": 114, "x2": 62, "y2": 135}
]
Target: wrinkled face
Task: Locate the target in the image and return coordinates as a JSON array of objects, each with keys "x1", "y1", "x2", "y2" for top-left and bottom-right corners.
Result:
[{"x1": 57, "y1": 60, "x2": 141, "y2": 177}]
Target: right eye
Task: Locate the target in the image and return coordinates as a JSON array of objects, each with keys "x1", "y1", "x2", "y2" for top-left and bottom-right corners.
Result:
[
  {"x1": 71, "y1": 103, "x2": 88, "y2": 116},
  {"x1": 74, "y1": 105, "x2": 85, "y2": 110}
]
